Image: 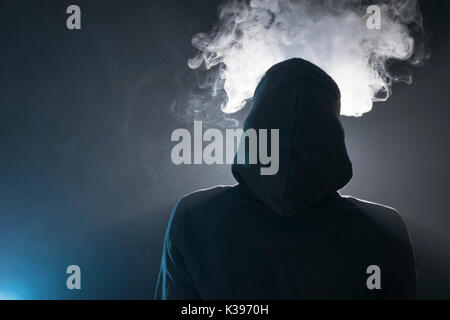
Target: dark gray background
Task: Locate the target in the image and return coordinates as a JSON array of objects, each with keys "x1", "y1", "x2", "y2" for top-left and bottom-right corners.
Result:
[{"x1": 0, "y1": 0, "x2": 449, "y2": 299}]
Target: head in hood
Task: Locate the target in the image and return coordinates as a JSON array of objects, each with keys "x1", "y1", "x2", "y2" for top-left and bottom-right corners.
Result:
[{"x1": 232, "y1": 58, "x2": 353, "y2": 217}]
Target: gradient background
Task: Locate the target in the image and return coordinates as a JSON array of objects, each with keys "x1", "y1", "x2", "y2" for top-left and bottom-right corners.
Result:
[{"x1": 0, "y1": 0, "x2": 449, "y2": 299}]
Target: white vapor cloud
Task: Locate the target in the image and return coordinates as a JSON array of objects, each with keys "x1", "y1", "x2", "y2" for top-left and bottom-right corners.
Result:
[{"x1": 188, "y1": 0, "x2": 427, "y2": 116}]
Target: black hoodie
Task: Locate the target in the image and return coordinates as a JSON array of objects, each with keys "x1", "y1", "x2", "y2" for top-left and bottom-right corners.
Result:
[{"x1": 155, "y1": 58, "x2": 417, "y2": 300}]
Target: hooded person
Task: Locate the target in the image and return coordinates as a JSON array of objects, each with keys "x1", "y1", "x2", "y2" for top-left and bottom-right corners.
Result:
[{"x1": 155, "y1": 58, "x2": 417, "y2": 300}]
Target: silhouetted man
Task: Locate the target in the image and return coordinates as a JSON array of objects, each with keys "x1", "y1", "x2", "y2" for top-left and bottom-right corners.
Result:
[{"x1": 155, "y1": 58, "x2": 417, "y2": 300}]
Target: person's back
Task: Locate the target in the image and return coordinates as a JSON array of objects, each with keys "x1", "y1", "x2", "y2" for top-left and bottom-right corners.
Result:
[{"x1": 155, "y1": 58, "x2": 416, "y2": 300}]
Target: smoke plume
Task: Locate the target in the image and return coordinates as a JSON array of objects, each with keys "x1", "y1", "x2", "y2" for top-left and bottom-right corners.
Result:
[{"x1": 188, "y1": 0, "x2": 428, "y2": 116}]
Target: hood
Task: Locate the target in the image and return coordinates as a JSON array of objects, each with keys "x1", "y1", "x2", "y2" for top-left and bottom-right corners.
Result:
[{"x1": 232, "y1": 58, "x2": 352, "y2": 217}]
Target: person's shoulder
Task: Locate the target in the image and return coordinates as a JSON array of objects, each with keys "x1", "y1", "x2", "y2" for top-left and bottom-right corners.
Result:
[
  {"x1": 164, "y1": 185, "x2": 239, "y2": 239},
  {"x1": 341, "y1": 195, "x2": 399, "y2": 215},
  {"x1": 172, "y1": 185, "x2": 236, "y2": 220},
  {"x1": 340, "y1": 195, "x2": 409, "y2": 241},
  {"x1": 179, "y1": 184, "x2": 235, "y2": 209}
]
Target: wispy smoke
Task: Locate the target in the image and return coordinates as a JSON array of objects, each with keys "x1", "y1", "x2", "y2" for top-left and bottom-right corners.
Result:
[{"x1": 188, "y1": 0, "x2": 428, "y2": 116}]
